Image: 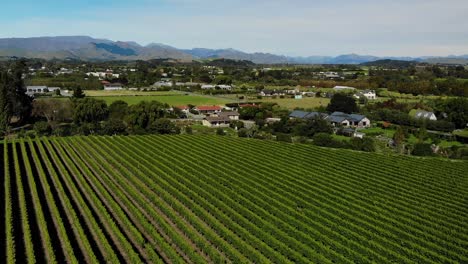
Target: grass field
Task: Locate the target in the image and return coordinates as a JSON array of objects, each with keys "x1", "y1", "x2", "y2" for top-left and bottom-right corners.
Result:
[
  {"x1": 92, "y1": 95, "x2": 233, "y2": 106},
  {"x1": 1, "y1": 135, "x2": 467, "y2": 263},
  {"x1": 85, "y1": 90, "x2": 233, "y2": 106},
  {"x1": 85, "y1": 90, "x2": 182, "y2": 97}
]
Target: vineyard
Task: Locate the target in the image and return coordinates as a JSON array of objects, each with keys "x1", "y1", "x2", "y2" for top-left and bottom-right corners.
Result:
[{"x1": 1, "y1": 135, "x2": 467, "y2": 263}]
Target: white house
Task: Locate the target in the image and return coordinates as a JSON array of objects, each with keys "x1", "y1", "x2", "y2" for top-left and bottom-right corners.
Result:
[
  {"x1": 104, "y1": 83, "x2": 123, "y2": 91},
  {"x1": 354, "y1": 90, "x2": 377, "y2": 100},
  {"x1": 153, "y1": 81, "x2": 173, "y2": 88},
  {"x1": 413, "y1": 110, "x2": 437, "y2": 121},
  {"x1": 333, "y1": 86, "x2": 356, "y2": 92},
  {"x1": 217, "y1": 85, "x2": 232, "y2": 90},
  {"x1": 201, "y1": 84, "x2": 216, "y2": 90},
  {"x1": 86, "y1": 71, "x2": 120, "y2": 79}
]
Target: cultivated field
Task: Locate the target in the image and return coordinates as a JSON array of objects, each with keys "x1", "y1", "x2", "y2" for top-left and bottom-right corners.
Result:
[
  {"x1": 84, "y1": 90, "x2": 233, "y2": 106},
  {"x1": 91, "y1": 94, "x2": 232, "y2": 106},
  {"x1": 1, "y1": 135, "x2": 467, "y2": 263}
]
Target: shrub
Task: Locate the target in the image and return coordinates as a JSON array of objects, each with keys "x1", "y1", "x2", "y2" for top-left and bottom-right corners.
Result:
[
  {"x1": 238, "y1": 128, "x2": 249, "y2": 138},
  {"x1": 412, "y1": 143, "x2": 434, "y2": 156},
  {"x1": 276, "y1": 133, "x2": 292, "y2": 143},
  {"x1": 34, "y1": 121, "x2": 52, "y2": 136},
  {"x1": 216, "y1": 128, "x2": 226, "y2": 136}
]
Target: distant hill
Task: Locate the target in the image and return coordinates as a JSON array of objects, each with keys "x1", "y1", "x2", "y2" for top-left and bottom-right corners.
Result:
[
  {"x1": 422, "y1": 57, "x2": 468, "y2": 65},
  {"x1": 0, "y1": 36, "x2": 193, "y2": 61},
  {"x1": 0, "y1": 36, "x2": 467, "y2": 64},
  {"x1": 361, "y1": 59, "x2": 419, "y2": 67},
  {"x1": 183, "y1": 48, "x2": 290, "y2": 64}
]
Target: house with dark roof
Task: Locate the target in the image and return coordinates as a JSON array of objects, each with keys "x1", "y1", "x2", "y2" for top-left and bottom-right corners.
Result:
[
  {"x1": 289, "y1": 110, "x2": 329, "y2": 119},
  {"x1": 218, "y1": 111, "x2": 240, "y2": 120},
  {"x1": 326, "y1": 112, "x2": 370, "y2": 128},
  {"x1": 202, "y1": 116, "x2": 231, "y2": 127}
]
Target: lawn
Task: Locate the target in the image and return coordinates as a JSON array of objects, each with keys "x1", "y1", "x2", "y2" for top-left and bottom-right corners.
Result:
[
  {"x1": 85, "y1": 90, "x2": 234, "y2": 106},
  {"x1": 92, "y1": 94, "x2": 233, "y2": 106},
  {"x1": 453, "y1": 129, "x2": 468, "y2": 138},
  {"x1": 85, "y1": 90, "x2": 182, "y2": 97}
]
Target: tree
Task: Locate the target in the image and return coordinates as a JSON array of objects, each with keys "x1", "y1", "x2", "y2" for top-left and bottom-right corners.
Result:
[
  {"x1": 147, "y1": 118, "x2": 180, "y2": 134},
  {"x1": 442, "y1": 98, "x2": 468, "y2": 129},
  {"x1": 125, "y1": 101, "x2": 169, "y2": 130},
  {"x1": 393, "y1": 126, "x2": 406, "y2": 153},
  {"x1": 108, "y1": 100, "x2": 128, "y2": 120},
  {"x1": 10, "y1": 60, "x2": 33, "y2": 123},
  {"x1": 0, "y1": 70, "x2": 10, "y2": 133},
  {"x1": 73, "y1": 87, "x2": 85, "y2": 99},
  {"x1": 293, "y1": 116, "x2": 333, "y2": 137},
  {"x1": 0, "y1": 63, "x2": 32, "y2": 133},
  {"x1": 32, "y1": 99, "x2": 73, "y2": 123},
  {"x1": 102, "y1": 119, "x2": 127, "y2": 135},
  {"x1": 73, "y1": 98, "x2": 108, "y2": 124},
  {"x1": 312, "y1": 133, "x2": 336, "y2": 147},
  {"x1": 326, "y1": 93, "x2": 359, "y2": 114}
]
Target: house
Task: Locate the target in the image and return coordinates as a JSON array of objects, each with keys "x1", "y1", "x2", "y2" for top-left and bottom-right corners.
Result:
[
  {"x1": 217, "y1": 85, "x2": 232, "y2": 90},
  {"x1": 259, "y1": 90, "x2": 285, "y2": 97},
  {"x1": 266, "y1": 117, "x2": 281, "y2": 124},
  {"x1": 196, "y1": 105, "x2": 222, "y2": 115},
  {"x1": 218, "y1": 111, "x2": 239, "y2": 120},
  {"x1": 412, "y1": 110, "x2": 437, "y2": 121},
  {"x1": 285, "y1": 88, "x2": 300, "y2": 94},
  {"x1": 202, "y1": 116, "x2": 231, "y2": 127},
  {"x1": 327, "y1": 112, "x2": 371, "y2": 128},
  {"x1": 354, "y1": 90, "x2": 376, "y2": 100},
  {"x1": 104, "y1": 83, "x2": 123, "y2": 91},
  {"x1": 201, "y1": 84, "x2": 216, "y2": 90},
  {"x1": 86, "y1": 71, "x2": 119, "y2": 79},
  {"x1": 27, "y1": 86, "x2": 48, "y2": 95},
  {"x1": 175, "y1": 105, "x2": 191, "y2": 114},
  {"x1": 175, "y1": 82, "x2": 200, "y2": 87},
  {"x1": 301, "y1": 92, "x2": 316, "y2": 97},
  {"x1": 333, "y1": 86, "x2": 356, "y2": 92},
  {"x1": 153, "y1": 81, "x2": 173, "y2": 88},
  {"x1": 289, "y1": 110, "x2": 328, "y2": 120},
  {"x1": 47, "y1": 87, "x2": 61, "y2": 93},
  {"x1": 324, "y1": 72, "x2": 342, "y2": 79}
]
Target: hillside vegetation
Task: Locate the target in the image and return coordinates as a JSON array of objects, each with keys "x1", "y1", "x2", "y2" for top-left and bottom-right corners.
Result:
[{"x1": 1, "y1": 135, "x2": 467, "y2": 263}]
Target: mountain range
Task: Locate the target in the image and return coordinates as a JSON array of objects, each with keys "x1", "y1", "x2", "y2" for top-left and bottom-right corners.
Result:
[{"x1": 1, "y1": 36, "x2": 467, "y2": 65}]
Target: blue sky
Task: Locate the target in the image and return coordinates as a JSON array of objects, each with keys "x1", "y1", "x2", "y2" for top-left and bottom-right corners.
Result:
[{"x1": 1, "y1": 0, "x2": 468, "y2": 57}]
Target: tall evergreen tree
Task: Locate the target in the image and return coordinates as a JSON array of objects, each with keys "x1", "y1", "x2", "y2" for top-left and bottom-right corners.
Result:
[
  {"x1": 9, "y1": 60, "x2": 32, "y2": 123},
  {"x1": 0, "y1": 70, "x2": 11, "y2": 133}
]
